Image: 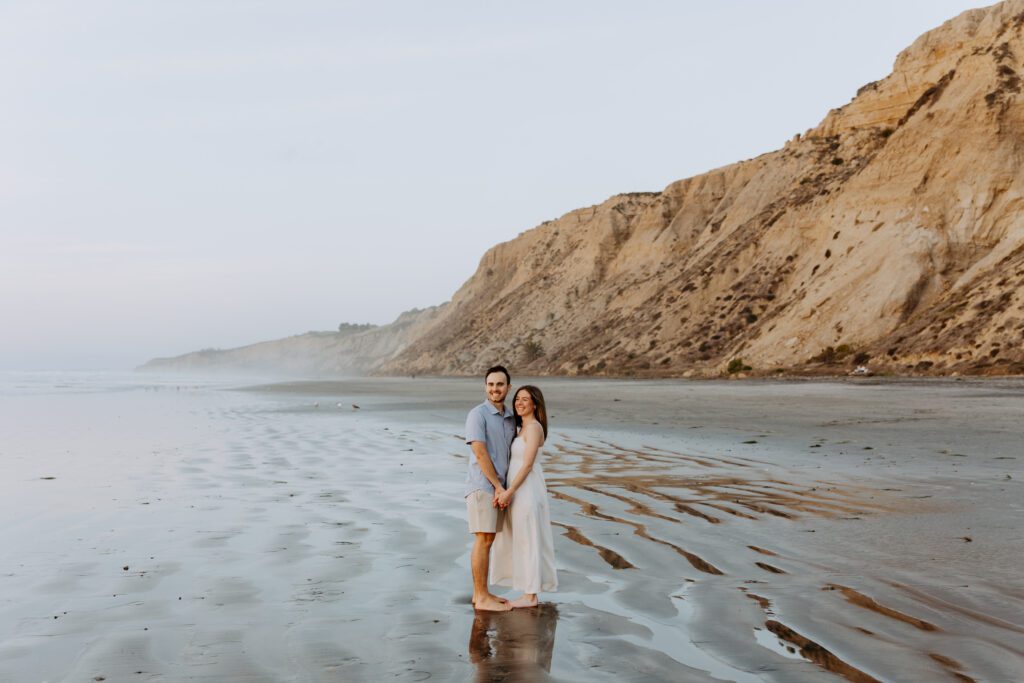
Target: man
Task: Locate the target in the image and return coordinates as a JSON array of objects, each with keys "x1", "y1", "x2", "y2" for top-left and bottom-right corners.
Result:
[{"x1": 465, "y1": 365, "x2": 516, "y2": 612}]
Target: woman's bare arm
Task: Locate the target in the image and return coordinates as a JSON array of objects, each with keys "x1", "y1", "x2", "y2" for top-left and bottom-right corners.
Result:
[{"x1": 501, "y1": 423, "x2": 544, "y2": 502}]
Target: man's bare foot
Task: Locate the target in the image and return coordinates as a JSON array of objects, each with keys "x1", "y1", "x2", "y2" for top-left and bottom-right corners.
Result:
[
  {"x1": 509, "y1": 594, "x2": 538, "y2": 608},
  {"x1": 472, "y1": 593, "x2": 509, "y2": 604},
  {"x1": 474, "y1": 595, "x2": 511, "y2": 612}
]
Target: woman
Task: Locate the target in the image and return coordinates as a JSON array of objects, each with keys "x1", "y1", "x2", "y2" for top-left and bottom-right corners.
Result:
[{"x1": 490, "y1": 385, "x2": 557, "y2": 607}]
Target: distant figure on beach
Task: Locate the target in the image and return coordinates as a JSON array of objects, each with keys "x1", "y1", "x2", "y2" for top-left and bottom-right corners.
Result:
[
  {"x1": 465, "y1": 365, "x2": 516, "y2": 612},
  {"x1": 490, "y1": 385, "x2": 558, "y2": 607}
]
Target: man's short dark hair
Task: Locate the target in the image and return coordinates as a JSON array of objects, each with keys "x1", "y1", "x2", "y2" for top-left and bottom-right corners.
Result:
[{"x1": 485, "y1": 365, "x2": 511, "y2": 384}]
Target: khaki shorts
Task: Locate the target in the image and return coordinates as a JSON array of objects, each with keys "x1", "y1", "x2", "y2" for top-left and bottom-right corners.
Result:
[{"x1": 466, "y1": 490, "x2": 504, "y2": 534}]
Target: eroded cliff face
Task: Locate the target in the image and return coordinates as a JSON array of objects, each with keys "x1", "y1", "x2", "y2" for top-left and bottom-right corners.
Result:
[{"x1": 381, "y1": 1, "x2": 1024, "y2": 378}]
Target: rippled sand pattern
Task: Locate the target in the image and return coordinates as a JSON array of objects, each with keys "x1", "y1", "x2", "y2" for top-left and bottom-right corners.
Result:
[
  {"x1": 1, "y1": 375, "x2": 1022, "y2": 682},
  {"x1": 534, "y1": 434, "x2": 1024, "y2": 682},
  {"x1": 544, "y1": 435, "x2": 894, "y2": 582}
]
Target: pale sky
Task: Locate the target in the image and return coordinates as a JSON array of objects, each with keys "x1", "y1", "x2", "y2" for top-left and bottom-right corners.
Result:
[{"x1": 0, "y1": 1, "x2": 988, "y2": 370}]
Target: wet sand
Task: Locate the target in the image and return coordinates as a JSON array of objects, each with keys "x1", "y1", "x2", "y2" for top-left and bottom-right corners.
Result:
[{"x1": 1, "y1": 373, "x2": 1022, "y2": 681}]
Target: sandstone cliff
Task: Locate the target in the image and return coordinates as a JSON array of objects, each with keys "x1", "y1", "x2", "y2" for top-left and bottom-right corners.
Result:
[
  {"x1": 146, "y1": 2, "x2": 1024, "y2": 378},
  {"x1": 380, "y1": 0, "x2": 1024, "y2": 378}
]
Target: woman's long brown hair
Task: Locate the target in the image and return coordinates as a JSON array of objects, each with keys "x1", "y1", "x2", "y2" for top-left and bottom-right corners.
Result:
[{"x1": 513, "y1": 385, "x2": 548, "y2": 440}]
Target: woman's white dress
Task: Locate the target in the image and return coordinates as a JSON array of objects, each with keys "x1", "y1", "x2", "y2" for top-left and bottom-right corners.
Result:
[{"x1": 490, "y1": 427, "x2": 558, "y2": 593}]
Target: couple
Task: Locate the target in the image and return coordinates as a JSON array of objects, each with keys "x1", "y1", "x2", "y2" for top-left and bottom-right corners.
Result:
[{"x1": 465, "y1": 365, "x2": 557, "y2": 612}]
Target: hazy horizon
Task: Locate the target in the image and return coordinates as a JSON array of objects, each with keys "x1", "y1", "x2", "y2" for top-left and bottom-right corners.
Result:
[{"x1": 1, "y1": 0, "x2": 987, "y2": 370}]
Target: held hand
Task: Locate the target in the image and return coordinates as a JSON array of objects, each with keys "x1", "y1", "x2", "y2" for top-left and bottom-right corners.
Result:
[
  {"x1": 492, "y1": 487, "x2": 505, "y2": 508},
  {"x1": 497, "y1": 489, "x2": 513, "y2": 509}
]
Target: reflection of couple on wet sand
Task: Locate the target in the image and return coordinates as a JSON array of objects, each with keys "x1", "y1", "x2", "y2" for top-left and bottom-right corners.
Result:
[
  {"x1": 469, "y1": 603, "x2": 559, "y2": 681},
  {"x1": 465, "y1": 365, "x2": 557, "y2": 612}
]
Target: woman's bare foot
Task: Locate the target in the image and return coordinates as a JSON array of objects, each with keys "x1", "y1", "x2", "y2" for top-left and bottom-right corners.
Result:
[
  {"x1": 474, "y1": 595, "x2": 511, "y2": 611},
  {"x1": 508, "y1": 594, "x2": 538, "y2": 608}
]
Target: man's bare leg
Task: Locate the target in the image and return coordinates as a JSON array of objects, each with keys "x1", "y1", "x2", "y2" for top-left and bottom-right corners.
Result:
[{"x1": 471, "y1": 532, "x2": 508, "y2": 611}]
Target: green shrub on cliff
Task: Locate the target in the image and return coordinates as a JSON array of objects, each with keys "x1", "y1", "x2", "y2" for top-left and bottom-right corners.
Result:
[
  {"x1": 522, "y1": 339, "x2": 544, "y2": 361},
  {"x1": 727, "y1": 358, "x2": 752, "y2": 374}
]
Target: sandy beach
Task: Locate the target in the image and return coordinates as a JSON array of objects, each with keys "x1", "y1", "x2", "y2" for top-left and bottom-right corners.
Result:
[{"x1": 1, "y1": 372, "x2": 1022, "y2": 681}]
